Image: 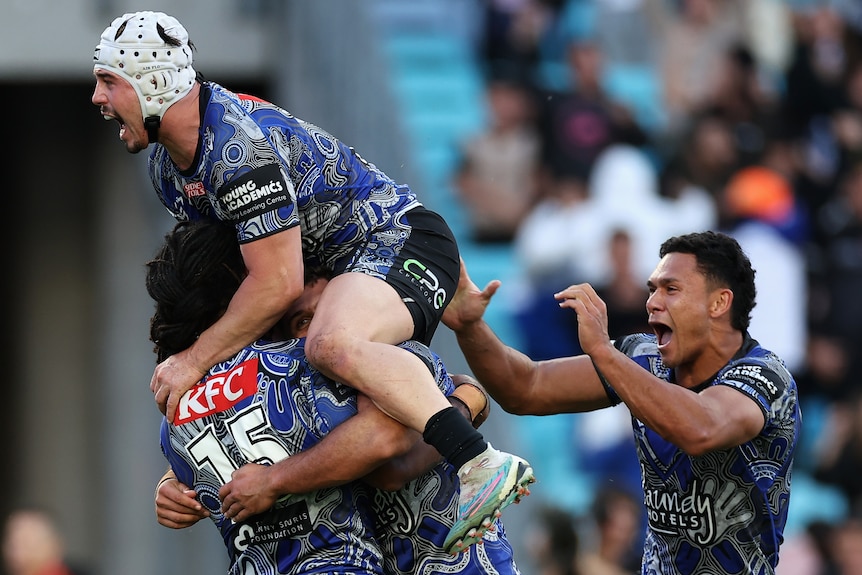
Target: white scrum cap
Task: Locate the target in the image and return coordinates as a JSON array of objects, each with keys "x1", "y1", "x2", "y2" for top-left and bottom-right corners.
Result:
[{"x1": 93, "y1": 11, "x2": 196, "y2": 121}]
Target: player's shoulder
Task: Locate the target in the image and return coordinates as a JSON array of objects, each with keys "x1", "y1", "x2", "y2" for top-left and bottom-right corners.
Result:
[{"x1": 718, "y1": 337, "x2": 796, "y2": 402}]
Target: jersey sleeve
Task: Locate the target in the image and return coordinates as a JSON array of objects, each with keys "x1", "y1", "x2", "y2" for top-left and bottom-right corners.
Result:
[
  {"x1": 215, "y1": 163, "x2": 299, "y2": 243},
  {"x1": 397, "y1": 340, "x2": 455, "y2": 397},
  {"x1": 716, "y1": 359, "x2": 789, "y2": 427}
]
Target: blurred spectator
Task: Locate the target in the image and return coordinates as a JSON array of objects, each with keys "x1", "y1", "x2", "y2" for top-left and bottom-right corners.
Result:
[
  {"x1": 454, "y1": 72, "x2": 541, "y2": 244},
  {"x1": 512, "y1": 176, "x2": 592, "y2": 359},
  {"x1": 807, "y1": 161, "x2": 862, "y2": 402},
  {"x1": 578, "y1": 485, "x2": 643, "y2": 575},
  {"x1": 721, "y1": 165, "x2": 808, "y2": 374},
  {"x1": 512, "y1": 144, "x2": 697, "y2": 361},
  {"x1": 668, "y1": 111, "x2": 740, "y2": 200},
  {"x1": 534, "y1": 35, "x2": 647, "y2": 187},
  {"x1": 739, "y1": 0, "x2": 795, "y2": 90},
  {"x1": 656, "y1": 157, "x2": 719, "y2": 233},
  {"x1": 658, "y1": 0, "x2": 745, "y2": 136},
  {"x1": 782, "y1": 6, "x2": 857, "y2": 141},
  {"x1": 832, "y1": 60, "x2": 862, "y2": 171},
  {"x1": 832, "y1": 515, "x2": 862, "y2": 575},
  {"x1": 511, "y1": 145, "x2": 662, "y2": 360},
  {"x1": 586, "y1": 145, "x2": 684, "y2": 281},
  {"x1": 1, "y1": 508, "x2": 89, "y2": 575},
  {"x1": 700, "y1": 42, "x2": 783, "y2": 167},
  {"x1": 596, "y1": 228, "x2": 651, "y2": 341},
  {"x1": 593, "y1": 0, "x2": 666, "y2": 68},
  {"x1": 527, "y1": 505, "x2": 581, "y2": 575},
  {"x1": 480, "y1": 0, "x2": 565, "y2": 83},
  {"x1": 780, "y1": 5, "x2": 862, "y2": 205},
  {"x1": 813, "y1": 392, "x2": 862, "y2": 515}
]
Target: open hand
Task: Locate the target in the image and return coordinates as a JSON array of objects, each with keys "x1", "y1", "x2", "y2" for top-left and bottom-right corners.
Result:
[{"x1": 442, "y1": 258, "x2": 501, "y2": 332}]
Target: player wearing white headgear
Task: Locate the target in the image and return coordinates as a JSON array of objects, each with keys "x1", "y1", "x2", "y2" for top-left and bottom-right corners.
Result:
[
  {"x1": 91, "y1": 10, "x2": 534, "y2": 555},
  {"x1": 93, "y1": 11, "x2": 196, "y2": 144}
]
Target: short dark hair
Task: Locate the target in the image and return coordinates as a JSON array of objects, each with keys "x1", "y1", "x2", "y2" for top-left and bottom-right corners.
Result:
[{"x1": 659, "y1": 231, "x2": 756, "y2": 332}]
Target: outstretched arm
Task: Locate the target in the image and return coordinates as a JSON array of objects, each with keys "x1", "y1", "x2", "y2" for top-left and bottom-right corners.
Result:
[
  {"x1": 219, "y1": 391, "x2": 416, "y2": 523},
  {"x1": 443, "y1": 258, "x2": 609, "y2": 415}
]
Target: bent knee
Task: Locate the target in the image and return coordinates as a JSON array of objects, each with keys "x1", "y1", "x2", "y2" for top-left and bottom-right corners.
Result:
[{"x1": 305, "y1": 329, "x2": 362, "y2": 382}]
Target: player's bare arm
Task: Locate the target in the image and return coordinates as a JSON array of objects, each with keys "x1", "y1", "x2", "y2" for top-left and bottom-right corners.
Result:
[
  {"x1": 219, "y1": 376, "x2": 491, "y2": 521},
  {"x1": 445, "y1": 260, "x2": 609, "y2": 415},
  {"x1": 219, "y1": 392, "x2": 416, "y2": 522},
  {"x1": 152, "y1": 227, "x2": 305, "y2": 419},
  {"x1": 558, "y1": 282, "x2": 765, "y2": 456}
]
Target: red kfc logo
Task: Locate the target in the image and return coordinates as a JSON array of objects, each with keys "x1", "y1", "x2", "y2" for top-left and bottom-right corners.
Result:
[{"x1": 174, "y1": 358, "x2": 258, "y2": 424}]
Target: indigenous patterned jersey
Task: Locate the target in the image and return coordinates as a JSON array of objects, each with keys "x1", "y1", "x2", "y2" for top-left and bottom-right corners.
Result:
[
  {"x1": 160, "y1": 338, "x2": 383, "y2": 575},
  {"x1": 603, "y1": 333, "x2": 799, "y2": 575},
  {"x1": 374, "y1": 464, "x2": 519, "y2": 575},
  {"x1": 148, "y1": 82, "x2": 421, "y2": 269},
  {"x1": 160, "y1": 339, "x2": 518, "y2": 575},
  {"x1": 371, "y1": 344, "x2": 520, "y2": 575}
]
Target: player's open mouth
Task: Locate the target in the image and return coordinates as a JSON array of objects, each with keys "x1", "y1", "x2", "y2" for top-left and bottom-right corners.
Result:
[
  {"x1": 651, "y1": 322, "x2": 672, "y2": 348},
  {"x1": 102, "y1": 112, "x2": 126, "y2": 139}
]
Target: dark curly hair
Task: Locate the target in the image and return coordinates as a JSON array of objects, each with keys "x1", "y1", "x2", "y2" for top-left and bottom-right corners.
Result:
[
  {"x1": 659, "y1": 231, "x2": 756, "y2": 332},
  {"x1": 146, "y1": 220, "x2": 245, "y2": 363}
]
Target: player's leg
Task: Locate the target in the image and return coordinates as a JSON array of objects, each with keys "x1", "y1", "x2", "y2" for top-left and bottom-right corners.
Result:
[
  {"x1": 309, "y1": 208, "x2": 535, "y2": 551},
  {"x1": 305, "y1": 272, "x2": 533, "y2": 552},
  {"x1": 304, "y1": 270, "x2": 452, "y2": 430}
]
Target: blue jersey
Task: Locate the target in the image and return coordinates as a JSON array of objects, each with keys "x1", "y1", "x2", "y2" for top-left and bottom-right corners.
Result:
[
  {"x1": 602, "y1": 334, "x2": 799, "y2": 575},
  {"x1": 161, "y1": 338, "x2": 383, "y2": 575},
  {"x1": 161, "y1": 339, "x2": 518, "y2": 575},
  {"x1": 148, "y1": 82, "x2": 421, "y2": 272},
  {"x1": 374, "y1": 465, "x2": 519, "y2": 575}
]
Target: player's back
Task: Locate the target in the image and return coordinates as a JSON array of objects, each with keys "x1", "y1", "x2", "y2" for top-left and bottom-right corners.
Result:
[{"x1": 160, "y1": 340, "x2": 383, "y2": 575}]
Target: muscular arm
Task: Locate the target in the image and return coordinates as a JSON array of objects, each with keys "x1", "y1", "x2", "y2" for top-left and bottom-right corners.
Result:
[
  {"x1": 219, "y1": 379, "x2": 489, "y2": 521},
  {"x1": 152, "y1": 226, "x2": 305, "y2": 419},
  {"x1": 219, "y1": 393, "x2": 416, "y2": 522},
  {"x1": 442, "y1": 259, "x2": 610, "y2": 415},
  {"x1": 558, "y1": 283, "x2": 766, "y2": 456}
]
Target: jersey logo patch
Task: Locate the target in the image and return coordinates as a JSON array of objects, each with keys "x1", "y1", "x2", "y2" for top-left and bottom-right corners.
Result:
[
  {"x1": 243, "y1": 500, "x2": 312, "y2": 546},
  {"x1": 183, "y1": 181, "x2": 206, "y2": 198},
  {"x1": 216, "y1": 164, "x2": 291, "y2": 221},
  {"x1": 174, "y1": 358, "x2": 259, "y2": 424},
  {"x1": 724, "y1": 364, "x2": 782, "y2": 402}
]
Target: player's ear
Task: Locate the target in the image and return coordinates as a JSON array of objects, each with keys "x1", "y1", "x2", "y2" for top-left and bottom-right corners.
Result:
[{"x1": 710, "y1": 288, "x2": 733, "y2": 319}]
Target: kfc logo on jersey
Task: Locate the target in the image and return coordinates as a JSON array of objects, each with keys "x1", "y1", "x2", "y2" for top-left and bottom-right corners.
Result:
[
  {"x1": 174, "y1": 358, "x2": 259, "y2": 425},
  {"x1": 184, "y1": 181, "x2": 206, "y2": 198}
]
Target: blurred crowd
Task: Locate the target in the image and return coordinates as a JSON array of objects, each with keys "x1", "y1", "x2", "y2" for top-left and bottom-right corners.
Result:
[{"x1": 452, "y1": 0, "x2": 862, "y2": 573}]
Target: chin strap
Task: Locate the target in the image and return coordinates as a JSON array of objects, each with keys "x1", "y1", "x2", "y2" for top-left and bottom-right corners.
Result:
[{"x1": 144, "y1": 116, "x2": 161, "y2": 144}]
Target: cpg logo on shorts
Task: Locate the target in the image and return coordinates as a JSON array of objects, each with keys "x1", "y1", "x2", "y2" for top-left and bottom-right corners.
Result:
[{"x1": 402, "y1": 258, "x2": 447, "y2": 310}]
